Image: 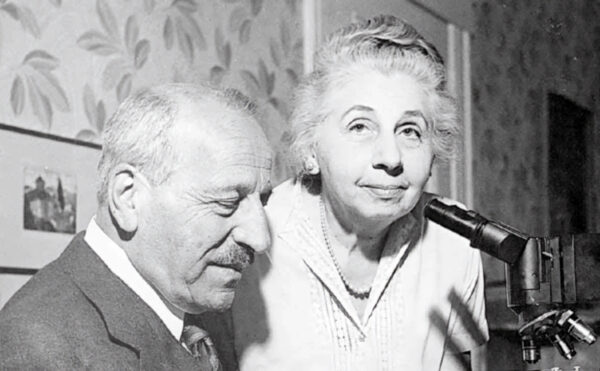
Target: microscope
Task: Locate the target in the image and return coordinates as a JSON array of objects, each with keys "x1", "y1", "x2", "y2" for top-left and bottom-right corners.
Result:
[{"x1": 424, "y1": 199, "x2": 599, "y2": 364}]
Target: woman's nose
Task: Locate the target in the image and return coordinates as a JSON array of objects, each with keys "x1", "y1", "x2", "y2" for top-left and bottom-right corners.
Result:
[{"x1": 372, "y1": 133, "x2": 403, "y2": 176}]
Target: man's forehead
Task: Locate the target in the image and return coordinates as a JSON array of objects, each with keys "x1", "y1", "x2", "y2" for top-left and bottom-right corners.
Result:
[
  {"x1": 173, "y1": 98, "x2": 270, "y2": 151},
  {"x1": 179, "y1": 99, "x2": 267, "y2": 143},
  {"x1": 204, "y1": 160, "x2": 273, "y2": 195},
  {"x1": 171, "y1": 97, "x2": 273, "y2": 189}
]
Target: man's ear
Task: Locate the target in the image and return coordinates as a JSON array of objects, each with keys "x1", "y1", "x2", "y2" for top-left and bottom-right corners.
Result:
[{"x1": 107, "y1": 163, "x2": 145, "y2": 234}]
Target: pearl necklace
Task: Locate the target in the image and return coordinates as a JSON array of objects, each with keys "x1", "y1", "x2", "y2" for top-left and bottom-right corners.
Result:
[{"x1": 319, "y1": 197, "x2": 371, "y2": 300}]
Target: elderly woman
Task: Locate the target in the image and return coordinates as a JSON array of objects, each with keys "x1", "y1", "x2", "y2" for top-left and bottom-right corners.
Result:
[{"x1": 220, "y1": 15, "x2": 488, "y2": 371}]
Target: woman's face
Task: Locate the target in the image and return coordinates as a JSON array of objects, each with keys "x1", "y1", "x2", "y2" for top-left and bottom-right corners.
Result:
[{"x1": 314, "y1": 66, "x2": 434, "y2": 227}]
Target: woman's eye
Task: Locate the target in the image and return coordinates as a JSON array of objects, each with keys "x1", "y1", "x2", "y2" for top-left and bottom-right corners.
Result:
[
  {"x1": 398, "y1": 126, "x2": 421, "y2": 139},
  {"x1": 348, "y1": 120, "x2": 370, "y2": 133}
]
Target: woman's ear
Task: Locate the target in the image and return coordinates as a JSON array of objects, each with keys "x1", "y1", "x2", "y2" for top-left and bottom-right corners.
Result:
[{"x1": 107, "y1": 163, "x2": 142, "y2": 234}]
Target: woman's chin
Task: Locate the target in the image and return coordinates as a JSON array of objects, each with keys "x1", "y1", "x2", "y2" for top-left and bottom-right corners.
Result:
[
  {"x1": 355, "y1": 206, "x2": 409, "y2": 225},
  {"x1": 354, "y1": 197, "x2": 415, "y2": 220}
]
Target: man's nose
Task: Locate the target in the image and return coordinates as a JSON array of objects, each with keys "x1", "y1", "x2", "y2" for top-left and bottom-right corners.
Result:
[
  {"x1": 231, "y1": 193, "x2": 271, "y2": 254},
  {"x1": 371, "y1": 133, "x2": 403, "y2": 177}
]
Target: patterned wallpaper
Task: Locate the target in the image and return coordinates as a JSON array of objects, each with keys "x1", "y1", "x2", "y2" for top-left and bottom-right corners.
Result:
[
  {"x1": 471, "y1": 0, "x2": 600, "y2": 236},
  {"x1": 471, "y1": 2, "x2": 600, "y2": 366},
  {"x1": 0, "y1": 0, "x2": 302, "y2": 181}
]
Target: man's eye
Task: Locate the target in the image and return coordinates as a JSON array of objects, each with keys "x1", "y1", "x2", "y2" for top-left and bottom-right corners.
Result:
[{"x1": 216, "y1": 200, "x2": 240, "y2": 215}]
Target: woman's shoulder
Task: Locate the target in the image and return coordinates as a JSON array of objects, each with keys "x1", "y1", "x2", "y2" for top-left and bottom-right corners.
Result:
[
  {"x1": 263, "y1": 178, "x2": 322, "y2": 253},
  {"x1": 264, "y1": 178, "x2": 303, "y2": 231},
  {"x1": 265, "y1": 178, "x2": 298, "y2": 210}
]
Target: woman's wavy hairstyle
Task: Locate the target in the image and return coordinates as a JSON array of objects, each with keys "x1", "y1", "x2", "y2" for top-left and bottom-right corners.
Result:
[{"x1": 287, "y1": 15, "x2": 460, "y2": 178}]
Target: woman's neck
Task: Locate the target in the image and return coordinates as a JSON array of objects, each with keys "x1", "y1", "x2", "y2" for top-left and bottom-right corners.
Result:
[{"x1": 320, "y1": 195, "x2": 391, "y2": 260}]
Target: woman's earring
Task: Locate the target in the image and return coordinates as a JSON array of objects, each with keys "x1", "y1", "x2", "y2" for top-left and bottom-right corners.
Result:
[{"x1": 305, "y1": 160, "x2": 319, "y2": 175}]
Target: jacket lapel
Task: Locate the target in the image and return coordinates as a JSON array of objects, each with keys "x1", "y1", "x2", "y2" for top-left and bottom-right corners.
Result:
[{"x1": 62, "y1": 234, "x2": 199, "y2": 370}]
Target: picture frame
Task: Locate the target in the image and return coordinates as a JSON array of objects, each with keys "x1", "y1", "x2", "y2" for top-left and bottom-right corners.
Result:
[{"x1": 0, "y1": 123, "x2": 101, "y2": 270}]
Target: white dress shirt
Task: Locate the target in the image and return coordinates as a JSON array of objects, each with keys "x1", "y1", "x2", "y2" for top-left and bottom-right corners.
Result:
[{"x1": 84, "y1": 217, "x2": 184, "y2": 341}]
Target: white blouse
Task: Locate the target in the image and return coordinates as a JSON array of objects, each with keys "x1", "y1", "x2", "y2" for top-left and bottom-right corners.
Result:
[{"x1": 230, "y1": 179, "x2": 488, "y2": 371}]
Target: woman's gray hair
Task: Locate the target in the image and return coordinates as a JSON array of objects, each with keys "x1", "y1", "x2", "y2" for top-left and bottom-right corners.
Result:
[
  {"x1": 287, "y1": 15, "x2": 460, "y2": 178},
  {"x1": 96, "y1": 83, "x2": 256, "y2": 204}
]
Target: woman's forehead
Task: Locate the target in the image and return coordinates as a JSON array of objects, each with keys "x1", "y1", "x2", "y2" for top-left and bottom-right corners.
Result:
[
  {"x1": 323, "y1": 69, "x2": 426, "y2": 109},
  {"x1": 330, "y1": 63, "x2": 419, "y2": 88}
]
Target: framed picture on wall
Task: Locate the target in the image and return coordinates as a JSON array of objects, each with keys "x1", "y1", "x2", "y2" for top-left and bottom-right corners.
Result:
[
  {"x1": 23, "y1": 165, "x2": 78, "y2": 234},
  {"x1": 0, "y1": 123, "x2": 101, "y2": 270}
]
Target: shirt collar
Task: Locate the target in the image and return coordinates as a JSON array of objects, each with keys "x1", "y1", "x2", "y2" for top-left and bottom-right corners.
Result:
[
  {"x1": 84, "y1": 217, "x2": 184, "y2": 341},
  {"x1": 276, "y1": 182, "x2": 421, "y2": 327}
]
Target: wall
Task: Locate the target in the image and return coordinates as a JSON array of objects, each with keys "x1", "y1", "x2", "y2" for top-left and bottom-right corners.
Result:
[
  {"x1": 472, "y1": 0, "x2": 600, "y2": 234},
  {"x1": 0, "y1": 0, "x2": 303, "y2": 181},
  {"x1": 471, "y1": 0, "x2": 600, "y2": 369}
]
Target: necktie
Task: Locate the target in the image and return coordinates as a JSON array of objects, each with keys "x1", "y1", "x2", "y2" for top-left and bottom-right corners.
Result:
[{"x1": 181, "y1": 323, "x2": 222, "y2": 371}]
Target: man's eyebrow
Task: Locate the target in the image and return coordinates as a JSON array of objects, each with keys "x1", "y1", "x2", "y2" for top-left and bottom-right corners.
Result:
[
  {"x1": 214, "y1": 182, "x2": 261, "y2": 197},
  {"x1": 193, "y1": 183, "x2": 238, "y2": 198},
  {"x1": 212, "y1": 184, "x2": 245, "y2": 195},
  {"x1": 341, "y1": 105, "x2": 374, "y2": 118}
]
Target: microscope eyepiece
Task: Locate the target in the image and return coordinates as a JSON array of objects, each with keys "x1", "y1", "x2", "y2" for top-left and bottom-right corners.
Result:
[
  {"x1": 423, "y1": 199, "x2": 480, "y2": 239},
  {"x1": 424, "y1": 199, "x2": 528, "y2": 265}
]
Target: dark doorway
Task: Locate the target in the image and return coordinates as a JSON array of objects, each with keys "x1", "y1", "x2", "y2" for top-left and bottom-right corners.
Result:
[{"x1": 548, "y1": 93, "x2": 592, "y2": 235}]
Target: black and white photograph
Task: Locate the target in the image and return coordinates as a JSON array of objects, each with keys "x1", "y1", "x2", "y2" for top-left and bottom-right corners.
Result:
[
  {"x1": 23, "y1": 166, "x2": 77, "y2": 234},
  {"x1": 1, "y1": 1, "x2": 599, "y2": 370}
]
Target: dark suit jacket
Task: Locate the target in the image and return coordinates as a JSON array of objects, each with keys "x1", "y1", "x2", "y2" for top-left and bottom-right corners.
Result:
[{"x1": 0, "y1": 232, "x2": 208, "y2": 370}]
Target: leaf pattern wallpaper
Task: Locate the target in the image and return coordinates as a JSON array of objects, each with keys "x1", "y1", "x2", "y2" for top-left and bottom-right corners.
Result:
[{"x1": 0, "y1": 0, "x2": 302, "y2": 181}]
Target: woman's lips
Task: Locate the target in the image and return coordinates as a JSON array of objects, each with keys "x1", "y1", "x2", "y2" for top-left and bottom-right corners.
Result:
[{"x1": 360, "y1": 184, "x2": 407, "y2": 198}]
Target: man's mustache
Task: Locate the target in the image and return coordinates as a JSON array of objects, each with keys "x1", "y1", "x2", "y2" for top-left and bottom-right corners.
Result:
[{"x1": 211, "y1": 243, "x2": 254, "y2": 272}]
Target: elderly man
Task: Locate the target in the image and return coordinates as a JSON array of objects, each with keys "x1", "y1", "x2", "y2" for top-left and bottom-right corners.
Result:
[{"x1": 0, "y1": 83, "x2": 272, "y2": 369}]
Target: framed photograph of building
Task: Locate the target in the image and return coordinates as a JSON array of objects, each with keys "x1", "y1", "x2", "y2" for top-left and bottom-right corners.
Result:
[
  {"x1": 23, "y1": 166, "x2": 78, "y2": 234},
  {"x1": 0, "y1": 123, "x2": 101, "y2": 269}
]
